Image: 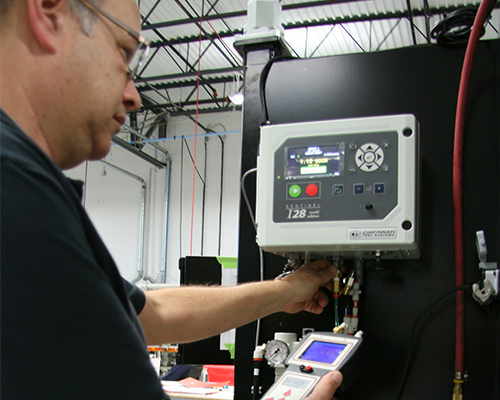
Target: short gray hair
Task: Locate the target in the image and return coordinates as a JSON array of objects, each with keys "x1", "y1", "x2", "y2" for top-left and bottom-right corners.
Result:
[
  {"x1": 69, "y1": 0, "x2": 99, "y2": 36},
  {"x1": 0, "y1": 0, "x2": 98, "y2": 35}
]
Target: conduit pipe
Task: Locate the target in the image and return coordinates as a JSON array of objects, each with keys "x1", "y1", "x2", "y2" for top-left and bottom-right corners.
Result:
[
  {"x1": 120, "y1": 125, "x2": 173, "y2": 283},
  {"x1": 122, "y1": 124, "x2": 172, "y2": 160},
  {"x1": 160, "y1": 159, "x2": 172, "y2": 283},
  {"x1": 127, "y1": 129, "x2": 241, "y2": 144},
  {"x1": 100, "y1": 161, "x2": 153, "y2": 284},
  {"x1": 141, "y1": 282, "x2": 178, "y2": 291},
  {"x1": 119, "y1": 127, "x2": 239, "y2": 281}
]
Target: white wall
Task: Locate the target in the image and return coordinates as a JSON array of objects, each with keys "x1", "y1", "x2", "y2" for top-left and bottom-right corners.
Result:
[
  {"x1": 64, "y1": 111, "x2": 243, "y2": 285},
  {"x1": 164, "y1": 112, "x2": 243, "y2": 283}
]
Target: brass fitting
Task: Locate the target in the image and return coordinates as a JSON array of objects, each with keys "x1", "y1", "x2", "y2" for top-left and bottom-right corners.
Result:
[
  {"x1": 342, "y1": 270, "x2": 355, "y2": 295},
  {"x1": 452, "y1": 379, "x2": 464, "y2": 400},
  {"x1": 332, "y1": 322, "x2": 346, "y2": 334},
  {"x1": 333, "y1": 271, "x2": 341, "y2": 294}
]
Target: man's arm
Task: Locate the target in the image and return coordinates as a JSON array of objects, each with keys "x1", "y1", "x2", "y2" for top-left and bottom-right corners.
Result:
[{"x1": 138, "y1": 259, "x2": 336, "y2": 344}]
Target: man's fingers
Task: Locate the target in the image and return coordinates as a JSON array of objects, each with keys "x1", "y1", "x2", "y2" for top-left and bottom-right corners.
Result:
[
  {"x1": 322, "y1": 278, "x2": 334, "y2": 292},
  {"x1": 306, "y1": 371, "x2": 343, "y2": 400},
  {"x1": 304, "y1": 289, "x2": 330, "y2": 314},
  {"x1": 299, "y1": 261, "x2": 336, "y2": 283},
  {"x1": 305, "y1": 259, "x2": 333, "y2": 271},
  {"x1": 315, "y1": 264, "x2": 337, "y2": 287},
  {"x1": 315, "y1": 289, "x2": 330, "y2": 308}
]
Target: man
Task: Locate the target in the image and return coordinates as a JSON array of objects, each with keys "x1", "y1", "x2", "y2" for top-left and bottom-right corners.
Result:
[{"x1": 0, "y1": 0, "x2": 343, "y2": 398}]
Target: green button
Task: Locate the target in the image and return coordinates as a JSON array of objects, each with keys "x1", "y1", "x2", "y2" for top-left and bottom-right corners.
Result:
[{"x1": 289, "y1": 185, "x2": 301, "y2": 198}]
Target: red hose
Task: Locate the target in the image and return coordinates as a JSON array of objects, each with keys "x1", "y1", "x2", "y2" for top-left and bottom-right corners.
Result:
[{"x1": 453, "y1": 0, "x2": 493, "y2": 377}]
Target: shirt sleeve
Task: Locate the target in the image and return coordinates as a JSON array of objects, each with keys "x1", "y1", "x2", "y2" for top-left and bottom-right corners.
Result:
[{"x1": 123, "y1": 278, "x2": 147, "y2": 315}]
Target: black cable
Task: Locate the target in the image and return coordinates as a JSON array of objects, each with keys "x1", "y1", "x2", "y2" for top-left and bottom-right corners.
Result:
[
  {"x1": 406, "y1": 0, "x2": 417, "y2": 46},
  {"x1": 395, "y1": 283, "x2": 472, "y2": 400},
  {"x1": 179, "y1": 139, "x2": 184, "y2": 256},
  {"x1": 259, "y1": 55, "x2": 297, "y2": 125},
  {"x1": 218, "y1": 136, "x2": 225, "y2": 256},
  {"x1": 431, "y1": 2, "x2": 497, "y2": 45},
  {"x1": 201, "y1": 138, "x2": 208, "y2": 255},
  {"x1": 240, "y1": 168, "x2": 257, "y2": 229},
  {"x1": 182, "y1": 137, "x2": 205, "y2": 185}
]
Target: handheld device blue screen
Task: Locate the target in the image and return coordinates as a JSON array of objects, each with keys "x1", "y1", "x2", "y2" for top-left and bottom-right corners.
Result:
[{"x1": 299, "y1": 341, "x2": 346, "y2": 364}]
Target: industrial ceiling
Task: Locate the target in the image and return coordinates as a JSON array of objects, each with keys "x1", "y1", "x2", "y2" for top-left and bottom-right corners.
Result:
[{"x1": 126, "y1": 0, "x2": 499, "y2": 138}]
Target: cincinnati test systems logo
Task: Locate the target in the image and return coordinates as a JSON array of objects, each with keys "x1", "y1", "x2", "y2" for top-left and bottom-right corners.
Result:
[{"x1": 348, "y1": 228, "x2": 397, "y2": 240}]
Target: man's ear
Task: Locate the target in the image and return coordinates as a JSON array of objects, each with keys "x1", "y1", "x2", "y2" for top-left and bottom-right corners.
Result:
[{"x1": 27, "y1": 0, "x2": 69, "y2": 53}]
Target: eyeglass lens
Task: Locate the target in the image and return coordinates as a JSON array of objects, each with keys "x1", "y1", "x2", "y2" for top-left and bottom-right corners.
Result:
[{"x1": 128, "y1": 43, "x2": 149, "y2": 79}]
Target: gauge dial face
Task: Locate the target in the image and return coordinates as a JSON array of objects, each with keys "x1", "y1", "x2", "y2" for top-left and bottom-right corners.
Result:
[{"x1": 264, "y1": 339, "x2": 290, "y2": 365}]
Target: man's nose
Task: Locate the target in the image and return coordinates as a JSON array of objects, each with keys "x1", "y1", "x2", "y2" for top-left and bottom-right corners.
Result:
[{"x1": 123, "y1": 79, "x2": 142, "y2": 111}]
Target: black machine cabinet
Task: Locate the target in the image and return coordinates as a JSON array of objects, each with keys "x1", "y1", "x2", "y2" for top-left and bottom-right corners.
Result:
[
  {"x1": 235, "y1": 41, "x2": 500, "y2": 399},
  {"x1": 177, "y1": 256, "x2": 234, "y2": 366}
]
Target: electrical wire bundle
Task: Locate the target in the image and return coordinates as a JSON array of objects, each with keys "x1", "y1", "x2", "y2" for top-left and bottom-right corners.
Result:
[{"x1": 431, "y1": 2, "x2": 498, "y2": 45}]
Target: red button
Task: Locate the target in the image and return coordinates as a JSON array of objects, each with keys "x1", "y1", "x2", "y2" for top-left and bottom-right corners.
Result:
[{"x1": 306, "y1": 184, "x2": 318, "y2": 197}]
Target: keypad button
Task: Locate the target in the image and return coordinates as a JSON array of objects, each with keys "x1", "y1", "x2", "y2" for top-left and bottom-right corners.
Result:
[
  {"x1": 306, "y1": 184, "x2": 318, "y2": 197},
  {"x1": 374, "y1": 183, "x2": 385, "y2": 194},
  {"x1": 354, "y1": 184, "x2": 365, "y2": 194},
  {"x1": 333, "y1": 184, "x2": 344, "y2": 196}
]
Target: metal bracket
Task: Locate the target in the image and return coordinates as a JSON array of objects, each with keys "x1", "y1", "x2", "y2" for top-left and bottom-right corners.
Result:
[{"x1": 472, "y1": 231, "x2": 499, "y2": 305}]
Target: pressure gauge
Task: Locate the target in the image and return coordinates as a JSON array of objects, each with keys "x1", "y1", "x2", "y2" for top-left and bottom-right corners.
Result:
[{"x1": 264, "y1": 339, "x2": 290, "y2": 365}]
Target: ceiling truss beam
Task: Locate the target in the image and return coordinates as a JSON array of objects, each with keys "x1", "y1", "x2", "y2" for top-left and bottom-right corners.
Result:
[
  {"x1": 148, "y1": 5, "x2": 494, "y2": 48},
  {"x1": 135, "y1": 2, "x2": 499, "y2": 119},
  {"x1": 135, "y1": 66, "x2": 244, "y2": 84},
  {"x1": 137, "y1": 75, "x2": 238, "y2": 92},
  {"x1": 142, "y1": 1, "x2": 355, "y2": 30}
]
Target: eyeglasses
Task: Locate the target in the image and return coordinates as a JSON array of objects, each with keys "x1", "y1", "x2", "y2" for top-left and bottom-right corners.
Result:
[{"x1": 77, "y1": 0, "x2": 150, "y2": 80}]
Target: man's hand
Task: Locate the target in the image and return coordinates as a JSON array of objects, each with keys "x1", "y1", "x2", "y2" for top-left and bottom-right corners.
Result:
[
  {"x1": 306, "y1": 371, "x2": 343, "y2": 400},
  {"x1": 279, "y1": 259, "x2": 336, "y2": 314}
]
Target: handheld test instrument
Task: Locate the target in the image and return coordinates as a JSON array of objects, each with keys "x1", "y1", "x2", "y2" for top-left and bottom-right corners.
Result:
[{"x1": 260, "y1": 332, "x2": 363, "y2": 400}]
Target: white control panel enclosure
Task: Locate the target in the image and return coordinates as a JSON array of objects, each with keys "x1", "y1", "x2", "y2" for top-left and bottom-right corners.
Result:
[{"x1": 255, "y1": 114, "x2": 420, "y2": 260}]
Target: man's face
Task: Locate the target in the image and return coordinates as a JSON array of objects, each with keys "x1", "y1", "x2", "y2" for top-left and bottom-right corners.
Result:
[{"x1": 57, "y1": 0, "x2": 142, "y2": 169}]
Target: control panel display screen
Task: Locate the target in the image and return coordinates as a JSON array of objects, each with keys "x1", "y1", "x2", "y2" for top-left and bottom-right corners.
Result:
[
  {"x1": 286, "y1": 144, "x2": 344, "y2": 179},
  {"x1": 299, "y1": 341, "x2": 346, "y2": 364}
]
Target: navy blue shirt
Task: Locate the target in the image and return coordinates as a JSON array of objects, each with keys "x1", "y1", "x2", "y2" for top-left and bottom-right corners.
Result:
[{"x1": 1, "y1": 109, "x2": 168, "y2": 399}]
